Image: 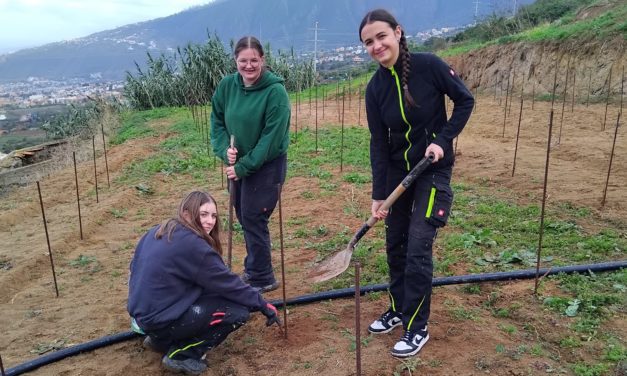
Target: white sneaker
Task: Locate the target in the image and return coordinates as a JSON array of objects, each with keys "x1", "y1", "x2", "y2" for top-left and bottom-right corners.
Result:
[
  {"x1": 368, "y1": 309, "x2": 402, "y2": 334},
  {"x1": 391, "y1": 327, "x2": 429, "y2": 358}
]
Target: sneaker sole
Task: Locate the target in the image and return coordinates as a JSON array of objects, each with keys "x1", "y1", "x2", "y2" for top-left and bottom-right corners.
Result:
[
  {"x1": 368, "y1": 321, "x2": 402, "y2": 334},
  {"x1": 390, "y1": 334, "x2": 430, "y2": 358}
]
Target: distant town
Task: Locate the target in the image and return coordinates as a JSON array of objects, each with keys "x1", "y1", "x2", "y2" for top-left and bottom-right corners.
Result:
[{"x1": 0, "y1": 24, "x2": 462, "y2": 153}]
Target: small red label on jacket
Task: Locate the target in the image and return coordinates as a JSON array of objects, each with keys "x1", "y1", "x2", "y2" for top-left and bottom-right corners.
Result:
[{"x1": 438, "y1": 209, "x2": 445, "y2": 216}]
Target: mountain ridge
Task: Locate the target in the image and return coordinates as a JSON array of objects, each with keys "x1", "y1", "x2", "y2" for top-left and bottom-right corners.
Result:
[{"x1": 0, "y1": 0, "x2": 532, "y2": 82}]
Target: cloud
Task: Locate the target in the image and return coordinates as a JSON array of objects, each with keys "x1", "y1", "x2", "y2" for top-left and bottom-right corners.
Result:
[{"x1": 0, "y1": 1, "x2": 212, "y2": 53}]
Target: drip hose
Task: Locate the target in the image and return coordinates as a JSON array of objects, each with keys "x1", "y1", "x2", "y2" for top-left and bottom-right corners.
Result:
[{"x1": 6, "y1": 260, "x2": 626, "y2": 376}]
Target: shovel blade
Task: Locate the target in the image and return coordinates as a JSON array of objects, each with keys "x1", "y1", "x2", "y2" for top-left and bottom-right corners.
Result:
[{"x1": 308, "y1": 247, "x2": 353, "y2": 283}]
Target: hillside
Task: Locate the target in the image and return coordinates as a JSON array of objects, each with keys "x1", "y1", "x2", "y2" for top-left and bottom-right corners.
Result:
[
  {"x1": 443, "y1": 0, "x2": 626, "y2": 97},
  {"x1": 0, "y1": 0, "x2": 533, "y2": 81}
]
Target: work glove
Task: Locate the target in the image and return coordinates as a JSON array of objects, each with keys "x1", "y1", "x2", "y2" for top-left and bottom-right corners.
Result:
[{"x1": 260, "y1": 303, "x2": 281, "y2": 327}]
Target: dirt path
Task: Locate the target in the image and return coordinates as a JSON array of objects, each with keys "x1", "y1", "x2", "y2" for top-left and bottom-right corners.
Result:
[{"x1": 0, "y1": 92, "x2": 624, "y2": 375}]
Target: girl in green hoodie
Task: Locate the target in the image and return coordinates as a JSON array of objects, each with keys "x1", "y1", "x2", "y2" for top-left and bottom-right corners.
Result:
[{"x1": 210, "y1": 36, "x2": 291, "y2": 293}]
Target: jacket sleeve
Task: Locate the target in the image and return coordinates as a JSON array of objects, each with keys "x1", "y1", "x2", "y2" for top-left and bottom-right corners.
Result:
[
  {"x1": 234, "y1": 85, "x2": 290, "y2": 178},
  {"x1": 428, "y1": 54, "x2": 474, "y2": 151},
  {"x1": 195, "y1": 248, "x2": 267, "y2": 311},
  {"x1": 210, "y1": 80, "x2": 229, "y2": 164},
  {"x1": 366, "y1": 82, "x2": 390, "y2": 201}
]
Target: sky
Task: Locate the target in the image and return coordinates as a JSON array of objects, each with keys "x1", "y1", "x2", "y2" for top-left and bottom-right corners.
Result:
[{"x1": 0, "y1": 0, "x2": 214, "y2": 54}]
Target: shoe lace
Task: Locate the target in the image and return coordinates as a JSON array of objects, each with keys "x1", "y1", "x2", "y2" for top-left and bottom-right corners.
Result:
[
  {"x1": 380, "y1": 309, "x2": 398, "y2": 323},
  {"x1": 401, "y1": 328, "x2": 426, "y2": 343},
  {"x1": 401, "y1": 330, "x2": 414, "y2": 342}
]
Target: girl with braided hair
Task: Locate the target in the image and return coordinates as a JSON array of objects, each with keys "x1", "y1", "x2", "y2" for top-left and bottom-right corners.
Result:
[{"x1": 359, "y1": 9, "x2": 474, "y2": 358}]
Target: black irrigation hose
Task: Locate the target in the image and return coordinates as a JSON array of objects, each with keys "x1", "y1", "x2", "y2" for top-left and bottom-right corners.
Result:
[
  {"x1": 6, "y1": 261, "x2": 626, "y2": 376},
  {"x1": 5, "y1": 331, "x2": 139, "y2": 376}
]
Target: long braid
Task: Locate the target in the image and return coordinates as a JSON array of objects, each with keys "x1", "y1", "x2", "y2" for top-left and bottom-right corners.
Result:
[{"x1": 399, "y1": 32, "x2": 417, "y2": 109}]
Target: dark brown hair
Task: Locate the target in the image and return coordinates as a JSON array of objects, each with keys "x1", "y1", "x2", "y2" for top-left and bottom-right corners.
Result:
[
  {"x1": 234, "y1": 36, "x2": 264, "y2": 58},
  {"x1": 234, "y1": 35, "x2": 270, "y2": 73},
  {"x1": 155, "y1": 191, "x2": 223, "y2": 255},
  {"x1": 359, "y1": 9, "x2": 416, "y2": 108}
]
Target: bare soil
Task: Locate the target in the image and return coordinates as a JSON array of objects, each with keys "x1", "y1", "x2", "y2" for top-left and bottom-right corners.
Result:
[{"x1": 0, "y1": 91, "x2": 625, "y2": 375}]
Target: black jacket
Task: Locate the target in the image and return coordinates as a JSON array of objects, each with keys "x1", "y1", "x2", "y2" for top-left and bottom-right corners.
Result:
[
  {"x1": 365, "y1": 53, "x2": 474, "y2": 200},
  {"x1": 128, "y1": 224, "x2": 266, "y2": 331}
]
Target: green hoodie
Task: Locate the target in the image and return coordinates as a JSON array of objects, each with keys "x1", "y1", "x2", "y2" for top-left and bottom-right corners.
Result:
[{"x1": 210, "y1": 70, "x2": 291, "y2": 178}]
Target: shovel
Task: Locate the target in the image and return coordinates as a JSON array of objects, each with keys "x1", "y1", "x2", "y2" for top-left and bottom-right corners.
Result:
[{"x1": 309, "y1": 154, "x2": 434, "y2": 283}]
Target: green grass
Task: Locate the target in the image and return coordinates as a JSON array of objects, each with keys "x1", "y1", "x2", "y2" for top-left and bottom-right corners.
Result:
[
  {"x1": 109, "y1": 105, "x2": 626, "y2": 373},
  {"x1": 441, "y1": 1, "x2": 626, "y2": 58}
]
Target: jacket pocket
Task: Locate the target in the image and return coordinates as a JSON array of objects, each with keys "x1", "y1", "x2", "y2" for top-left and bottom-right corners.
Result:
[{"x1": 425, "y1": 182, "x2": 453, "y2": 227}]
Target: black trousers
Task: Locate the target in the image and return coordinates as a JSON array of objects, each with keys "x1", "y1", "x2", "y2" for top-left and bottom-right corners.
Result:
[
  {"x1": 233, "y1": 154, "x2": 287, "y2": 287},
  {"x1": 384, "y1": 164, "x2": 453, "y2": 332},
  {"x1": 147, "y1": 295, "x2": 250, "y2": 360}
]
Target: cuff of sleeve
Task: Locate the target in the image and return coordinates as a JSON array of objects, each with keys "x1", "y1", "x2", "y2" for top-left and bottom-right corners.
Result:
[
  {"x1": 432, "y1": 136, "x2": 450, "y2": 152},
  {"x1": 234, "y1": 164, "x2": 244, "y2": 179}
]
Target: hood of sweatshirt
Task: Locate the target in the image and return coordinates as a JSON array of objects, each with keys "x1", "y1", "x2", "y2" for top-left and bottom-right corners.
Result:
[{"x1": 238, "y1": 70, "x2": 285, "y2": 92}]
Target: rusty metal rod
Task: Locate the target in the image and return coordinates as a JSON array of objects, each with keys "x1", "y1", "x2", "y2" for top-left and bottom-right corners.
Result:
[
  {"x1": 278, "y1": 184, "x2": 288, "y2": 339},
  {"x1": 512, "y1": 86, "x2": 525, "y2": 177},
  {"x1": 72, "y1": 152, "x2": 83, "y2": 240},
  {"x1": 355, "y1": 261, "x2": 362, "y2": 376},
  {"x1": 37, "y1": 182, "x2": 59, "y2": 298},
  {"x1": 340, "y1": 87, "x2": 345, "y2": 172},
  {"x1": 532, "y1": 79, "x2": 536, "y2": 111},
  {"x1": 535, "y1": 110, "x2": 554, "y2": 295},
  {"x1": 322, "y1": 86, "x2": 325, "y2": 119},
  {"x1": 92, "y1": 136, "x2": 99, "y2": 203},
  {"x1": 502, "y1": 73, "x2": 510, "y2": 137},
  {"x1": 350, "y1": 77, "x2": 354, "y2": 110},
  {"x1": 601, "y1": 111, "x2": 621, "y2": 207},
  {"x1": 295, "y1": 88, "x2": 299, "y2": 140},
  {"x1": 315, "y1": 84, "x2": 318, "y2": 151},
  {"x1": 337, "y1": 81, "x2": 340, "y2": 122},
  {"x1": 358, "y1": 83, "x2": 362, "y2": 127},
  {"x1": 586, "y1": 67, "x2": 592, "y2": 108},
  {"x1": 550, "y1": 58, "x2": 559, "y2": 110},
  {"x1": 508, "y1": 71, "x2": 516, "y2": 117},
  {"x1": 620, "y1": 66, "x2": 624, "y2": 115},
  {"x1": 571, "y1": 65, "x2": 576, "y2": 112},
  {"x1": 100, "y1": 123, "x2": 110, "y2": 188},
  {"x1": 558, "y1": 57, "x2": 571, "y2": 145},
  {"x1": 603, "y1": 65, "x2": 613, "y2": 131},
  {"x1": 227, "y1": 135, "x2": 235, "y2": 270}
]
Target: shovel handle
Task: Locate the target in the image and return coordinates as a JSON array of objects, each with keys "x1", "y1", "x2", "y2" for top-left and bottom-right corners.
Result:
[{"x1": 365, "y1": 154, "x2": 434, "y2": 227}]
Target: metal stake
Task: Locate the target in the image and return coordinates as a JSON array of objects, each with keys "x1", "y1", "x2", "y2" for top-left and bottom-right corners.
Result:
[
  {"x1": 73, "y1": 152, "x2": 83, "y2": 240},
  {"x1": 502, "y1": 73, "x2": 510, "y2": 137},
  {"x1": 227, "y1": 135, "x2": 235, "y2": 269},
  {"x1": 340, "y1": 87, "x2": 345, "y2": 172},
  {"x1": 603, "y1": 65, "x2": 613, "y2": 131},
  {"x1": 601, "y1": 112, "x2": 621, "y2": 207},
  {"x1": 355, "y1": 261, "x2": 362, "y2": 376},
  {"x1": 586, "y1": 67, "x2": 592, "y2": 108},
  {"x1": 558, "y1": 57, "x2": 571, "y2": 145},
  {"x1": 357, "y1": 84, "x2": 362, "y2": 127},
  {"x1": 535, "y1": 110, "x2": 554, "y2": 295},
  {"x1": 512, "y1": 86, "x2": 524, "y2": 177},
  {"x1": 278, "y1": 184, "x2": 288, "y2": 339},
  {"x1": 315, "y1": 84, "x2": 318, "y2": 150},
  {"x1": 37, "y1": 182, "x2": 59, "y2": 297},
  {"x1": 92, "y1": 136, "x2": 99, "y2": 203},
  {"x1": 100, "y1": 123, "x2": 110, "y2": 188}
]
